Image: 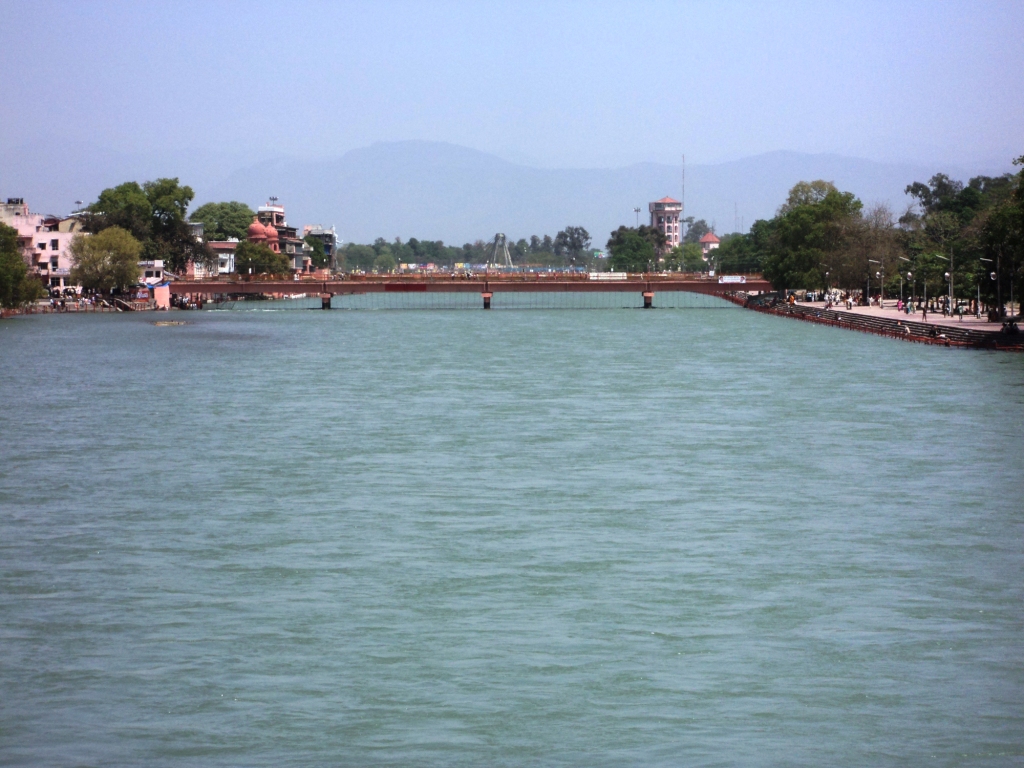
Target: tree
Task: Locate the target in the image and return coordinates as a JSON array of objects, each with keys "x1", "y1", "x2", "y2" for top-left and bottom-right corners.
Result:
[
  {"x1": 190, "y1": 201, "x2": 256, "y2": 241},
  {"x1": 373, "y1": 252, "x2": 396, "y2": 273},
  {"x1": 762, "y1": 183, "x2": 862, "y2": 290},
  {"x1": 606, "y1": 226, "x2": 655, "y2": 273},
  {"x1": 681, "y1": 242, "x2": 705, "y2": 271},
  {"x1": 778, "y1": 180, "x2": 837, "y2": 214},
  {"x1": 69, "y1": 227, "x2": 143, "y2": 293},
  {"x1": 341, "y1": 244, "x2": 377, "y2": 272},
  {"x1": 303, "y1": 235, "x2": 328, "y2": 269},
  {"x1": 636, "y1": 224, "x2": 668, "y2": 252},
  {"x1": 84, "y1": 177, "x2": 212, "y2": 275},
  {"x1": 0, "y1": 223, "x2": 45, "y2": 308},
  {"x1": 84, "y1": 182, "x2": 152, "y2": 240},
  {"x1": 554, "y1": 226, "x2": 591, "y2": 265},
  {"x1": 683, "y1": 218, "x2": 711, "y2": 244},
  {"x1": 144, "y1": 178, "x2": 193, "y2": 236},
  {"x1": 233, "y1": 241, "x2": 290, "y2": 276}
]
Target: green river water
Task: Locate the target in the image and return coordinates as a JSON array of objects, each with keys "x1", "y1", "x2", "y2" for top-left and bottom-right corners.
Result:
[{"x1": 1, "y1": 302, "x2": 1022, "y2": 766}]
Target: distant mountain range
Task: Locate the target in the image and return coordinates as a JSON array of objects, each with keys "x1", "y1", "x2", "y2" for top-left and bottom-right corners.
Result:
[{"x1": 2, "y1": 138, "x2": 1013, "y2": 246}]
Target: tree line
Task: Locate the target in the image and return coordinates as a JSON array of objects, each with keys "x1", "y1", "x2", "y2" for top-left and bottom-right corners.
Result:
[
  {"x1": 703, "y1": 158, "x2": 1024, "y2": 311},
  {"x1": 338, "y1": 226, "x2": 595, "y2": 272}
]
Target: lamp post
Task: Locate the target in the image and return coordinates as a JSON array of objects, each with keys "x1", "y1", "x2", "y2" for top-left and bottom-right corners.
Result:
[
  {"x1": 907, "y1": 272, "x2": 913, "y2": 314},
  {"x1": 945, "y1": 272, "x2": 951, "y2": 316},
  {"x1": 869, "y1": 259, "x2": 882, "y2": 307},
  {"x1": 633, "y1": 207, "x2": 641, "y2": 228}
]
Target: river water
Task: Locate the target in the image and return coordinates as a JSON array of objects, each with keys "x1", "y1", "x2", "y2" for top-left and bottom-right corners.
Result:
[{"x1": 2, "y1": 303, "x2": 1022, "y2": 766}]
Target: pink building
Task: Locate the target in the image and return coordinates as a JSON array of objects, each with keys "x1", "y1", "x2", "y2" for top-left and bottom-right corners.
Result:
[
  {"x1": 0, "y1": 198, "x2": 85, "y2": 291},
  {"x1": 649, "y1": 197, "x2": 682, "y2": 249}
]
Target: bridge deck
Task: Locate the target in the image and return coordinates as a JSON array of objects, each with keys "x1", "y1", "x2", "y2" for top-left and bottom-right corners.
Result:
[{"x1": 168, "y1": 276, "x2": 772, "y2": 296}]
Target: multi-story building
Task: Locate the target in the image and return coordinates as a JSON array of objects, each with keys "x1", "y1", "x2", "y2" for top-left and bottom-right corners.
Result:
[
  {"x1": 649, "y1": 197, "x2": 682, "y2": 249},
  {"x1": 0, "y1": 198, "x2": 86, "y2": 291},
  {"x1": 302, "y1": 225, "x2": 337, "y2": 270},
  {"x1": 256, "y1": 201, "x2": 310, "y2": 271}
]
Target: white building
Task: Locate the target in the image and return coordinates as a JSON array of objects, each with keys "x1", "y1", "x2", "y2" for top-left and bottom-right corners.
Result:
[{"x1": 649, "y1": 197, "x2": 682, "y2": 249}]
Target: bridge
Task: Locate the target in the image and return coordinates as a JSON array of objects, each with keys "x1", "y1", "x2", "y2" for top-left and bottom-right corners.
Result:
[{"x1": 168, "y1": 275, "x2": 773, "y2": 309}]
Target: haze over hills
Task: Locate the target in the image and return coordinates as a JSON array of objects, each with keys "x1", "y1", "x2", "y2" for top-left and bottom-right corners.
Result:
[{"x1": 1, "y1": 138, "x2": 1013, "y2": 246}]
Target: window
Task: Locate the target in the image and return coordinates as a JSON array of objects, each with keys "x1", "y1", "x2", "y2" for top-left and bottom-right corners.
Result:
[
  {"x1": 145, "y1": 271, "x2": 153, "y2": 278},
  {"x1": 38, "y1": 242, "x2": 46, "y2": 250},
  {"x1": 51, "y1": 259, "x2": 59, "y2": 268},
  {"x1": 51, "y1": 239, "x2": 59, "y2": 250}
]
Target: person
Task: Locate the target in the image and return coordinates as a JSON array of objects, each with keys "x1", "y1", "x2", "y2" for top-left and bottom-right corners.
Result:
[{"x1": 921, "y1": 305, "x2": 928, "y2": 322}]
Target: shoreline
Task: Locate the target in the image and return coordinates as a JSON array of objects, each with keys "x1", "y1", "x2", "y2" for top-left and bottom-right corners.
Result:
[{"x1": 730, "y1": 293, "x2": 1024, "y2": 352}]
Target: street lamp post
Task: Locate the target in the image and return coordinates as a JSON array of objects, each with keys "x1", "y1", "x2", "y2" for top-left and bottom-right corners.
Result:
[
  {"x1": 868, "y1": 259, "x2": 882, "y2": 307},
  {"x1": 907, "y1": 272, "x2": 913, "y2": 314},
  {"x1": 633, "y1": 207, "x2": 641, "y2": 228}
]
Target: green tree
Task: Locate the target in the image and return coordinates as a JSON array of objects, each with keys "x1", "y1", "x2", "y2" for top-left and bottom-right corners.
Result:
[
  {"x1": 762, "y1": 184, "x2": 862, "y2": 290},
  {"x1": 69, "y1": 227, "x2": 143, "y2": 293},
  {"x1": 606, "y1": 227, "x2": 655, "y2": 273},
  {"x1": 778, "y1": 180, "x2": 837, "y2": 214},
  {"x1": 681, "y1": 242, "x2": 705, "y2": 271},
  {"x1": 190, "y1": 201, "x2": 256, "y2": 241},
  {"x1": 683, "y1": 218, "x2": 711, "y2": 244},
  {"x1": 85, "y1": 177, "x2": 213, "y2": 275},
  {"x1": 144, "y1": 177, "x2": 193, "y2": 235},
  {"x1": 0, "y1": 223, "x2": 46, "y2": 308},
  {"x1": 341, "y1": 244, "x2": 377, "y2": 271},
  {"x1": 303, "y1": 235, "x2": 328, "y2": 268},
  {"x1": 84, "y1": 182, "x2": 152, "y2": 240},
  {"x1": 233, "y1": 241, "x2": 290, "y2": 276},
  {"x1": 554, "y1": 226, "x2": 592, "y2": 266},
  {"x1": 373, "y1": 252, "x2": 396, "y2": 273}
]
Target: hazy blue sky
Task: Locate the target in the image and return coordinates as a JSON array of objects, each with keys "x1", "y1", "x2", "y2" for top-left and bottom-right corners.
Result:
[{"x1": 2, "y1": 0, "x2": 1022, "y2": 169}]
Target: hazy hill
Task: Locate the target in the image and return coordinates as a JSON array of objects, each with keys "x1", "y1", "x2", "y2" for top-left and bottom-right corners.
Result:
[
  {"x1": 3, "y1": 138, "x2": 1011, "y2": 245},
  {"x1": 202, "y1": 142, "x2": 998, "y2": 245}
]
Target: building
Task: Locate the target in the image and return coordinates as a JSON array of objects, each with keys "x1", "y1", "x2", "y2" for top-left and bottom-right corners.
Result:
[
  {"x1": 0, "y1": 198, "x2": 86, "y2": 292},
  {"x1": 649, "y1": 197, "x2": 682, "y2": 249},
  {"x1": 255, "y1": 201, "x2": 310, "y2": 271},
  {"x1": 700, "y1": 231, "x2": 720, "y2": 259},
  {"x1": 303, "y1": 225, "x2": 337, "y2": 270},
  {"x1": 205, "y1": 239, "x2": 237, "y2": 275},
  {"x1": 139, "y1": 260, "x2": 165, "y2": 285}
]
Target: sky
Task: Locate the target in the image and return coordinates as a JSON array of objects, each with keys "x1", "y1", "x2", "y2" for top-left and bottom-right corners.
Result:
[{"x1": 1, "y1": 0, "x2": 1022, "y2": 171}]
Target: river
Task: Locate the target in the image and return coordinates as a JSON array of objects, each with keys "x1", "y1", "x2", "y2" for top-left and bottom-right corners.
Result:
[{"x1": 1, "y1": 304, "x2": 1022, "y2": 766}]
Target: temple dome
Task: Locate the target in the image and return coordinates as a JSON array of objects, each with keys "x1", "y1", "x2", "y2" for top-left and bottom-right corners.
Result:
[
  {"x1": 247, "y1": 217, "x2": 267, "y2": 241},
  {"x1": 264, "y1": 224, "x2": 279, "y2": 241}
]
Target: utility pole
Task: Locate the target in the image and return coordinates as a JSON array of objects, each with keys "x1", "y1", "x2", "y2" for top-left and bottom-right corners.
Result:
[{"x1": 680, "y1": 154, "x2": 686, "y2": 240}]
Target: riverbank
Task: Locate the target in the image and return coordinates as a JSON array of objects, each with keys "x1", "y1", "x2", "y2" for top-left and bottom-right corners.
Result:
[{"x1": 730, "y1": 293, "x2": 1024, "y2": 351}]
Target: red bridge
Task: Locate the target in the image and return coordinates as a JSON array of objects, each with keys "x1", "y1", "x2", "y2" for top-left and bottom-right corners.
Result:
[{"x1": 168, "y1": 274, "x2": 772, "y2": 309}]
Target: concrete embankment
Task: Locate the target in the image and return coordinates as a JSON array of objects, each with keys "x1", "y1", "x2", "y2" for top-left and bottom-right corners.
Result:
[{"x1": 726, "y1": 293, "x2": 1024, "y2": 351}]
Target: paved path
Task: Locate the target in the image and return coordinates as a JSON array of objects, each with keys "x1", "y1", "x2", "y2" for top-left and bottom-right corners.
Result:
[{"x1": 798, "y1": 302, "x2": 1014, "y2": 334}]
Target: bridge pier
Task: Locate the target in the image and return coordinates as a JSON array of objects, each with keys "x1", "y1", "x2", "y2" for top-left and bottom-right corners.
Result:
[
  {"x1": 321, "y1": 293, "x2": 332, "y2": 310},
  {"x1": 643, "y1": 291, "x2": 653, "y2": 309},
  {"x1": 482, "y1": 292, "x2": 492, "y2": 310}
]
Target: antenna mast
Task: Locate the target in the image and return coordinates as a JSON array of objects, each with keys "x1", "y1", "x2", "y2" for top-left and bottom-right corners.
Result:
[{"x1": 681, "y1": 154, "x2": 686, "y2": 219}]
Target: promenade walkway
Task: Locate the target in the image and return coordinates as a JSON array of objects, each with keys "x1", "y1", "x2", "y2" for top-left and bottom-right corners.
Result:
[{"x1": 800, "y1": 301, "x2": 1016, "y2": 334}]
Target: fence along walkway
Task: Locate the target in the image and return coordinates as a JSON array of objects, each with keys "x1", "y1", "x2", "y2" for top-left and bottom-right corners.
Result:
[{"x1": 730, "y1": 294, "x2": 1024, "y2": 351}]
